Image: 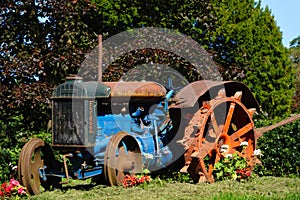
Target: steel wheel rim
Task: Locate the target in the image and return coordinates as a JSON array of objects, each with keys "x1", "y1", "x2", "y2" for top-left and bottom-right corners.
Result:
[
  {"x1": 19, "y1": 138, "x2": 45, "y2": 195},
  {"x1": 183, "y1": 92, "x2": 256, "y2": 183},
  {"x1": 104, "y1": 132, "x2": 143, "y2": 186}
]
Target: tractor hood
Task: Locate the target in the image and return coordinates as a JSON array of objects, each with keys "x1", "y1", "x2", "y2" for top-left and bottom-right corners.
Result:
[
  {"x1": 52, "y1": 77, "x2": 111, "y2": 98},
  {"x1": 52, "y1": 77, "x2": 166, "y2": 99}
]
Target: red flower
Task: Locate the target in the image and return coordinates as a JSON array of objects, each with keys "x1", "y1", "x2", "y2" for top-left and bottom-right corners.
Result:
[
  {"x1": 5, "y1": 184, "x2": 13, "y2": 194},
  {"x1": 1, "y1": 182, "x2": 7, "y2": 189},
  {"x1": 122, "y1": 174, "x2": 151, "y2": 188},
  {"x1": 139, "y1": 176, "x2": 145, "y2": 183},
  {"x1": 144, "y1": 175, "x2": 151, "y2": 182}
]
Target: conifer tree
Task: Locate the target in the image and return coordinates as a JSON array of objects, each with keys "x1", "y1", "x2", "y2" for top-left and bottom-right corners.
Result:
[{"x1": 208, "y1": 0, "x2": 295, "y2": 117}]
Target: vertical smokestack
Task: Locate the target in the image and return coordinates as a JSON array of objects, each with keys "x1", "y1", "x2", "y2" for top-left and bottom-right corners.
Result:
[{"x1": 98, "y1": 35, "x2": 102, "y2": 82}]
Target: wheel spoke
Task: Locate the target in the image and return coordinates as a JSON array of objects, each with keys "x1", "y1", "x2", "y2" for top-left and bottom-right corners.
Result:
[
  {"x1": 222, "y1": 102, "x2": 236, "y2": 135},
  {"x1": 210, "y1": 111, "x2": 220, "y2": 135},
  {"x1": 200, "y1": 158, "x2": 214, "y2": 183},
  {"x1": 198, "y1": 142, "x2": 215, "y2": 159},
  {"x1": 230, "y1": 149, "x2": 243, "y2": 157},
  {"x1": 208, "y1": 152, "x2": 221, "y2": 175},
  {"x1": 231, "y1": 141, "x2": 241, "y2": 148},
  {"x1": 215, "y1": 153, "x2": 221, "y2": 164},
  {"x1": 244, "y1": 139, "x2": 254, "y2": 158},
  {"x1": 230, "y1": 123, "x2": 253, "y2": 141}
]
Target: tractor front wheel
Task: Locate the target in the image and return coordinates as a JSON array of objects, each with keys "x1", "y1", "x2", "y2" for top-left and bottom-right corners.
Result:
[
  {"x1": 104, "y1": 132, "x2": 143, "y2": 186},
  {"x1": 18, "y1": 138, "x2": 61, "y2": 195}
]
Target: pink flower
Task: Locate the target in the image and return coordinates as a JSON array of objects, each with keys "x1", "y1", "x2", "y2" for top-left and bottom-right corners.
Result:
[
  {"x1": 17, "y1": 187, "x2": 26, "y2": 195},
  {"x1": 10, "y1": 179, "x2": 20, "y2": 187}
]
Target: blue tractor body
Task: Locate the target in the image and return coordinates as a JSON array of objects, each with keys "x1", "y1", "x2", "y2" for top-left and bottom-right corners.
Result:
[{"x1": 46, "y1": 77, "x2": 175, "y2": 184}]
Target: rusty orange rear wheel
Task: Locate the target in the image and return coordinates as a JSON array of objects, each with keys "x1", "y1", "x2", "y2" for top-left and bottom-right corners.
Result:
[{"x1": 180, "y1": 91, "x2": 257, "y2": 183}]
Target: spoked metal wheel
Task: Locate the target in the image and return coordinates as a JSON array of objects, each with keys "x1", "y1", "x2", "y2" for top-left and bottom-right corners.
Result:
[
  {"x1": 180, "y1": 91, "x2": 257, "y2": 183},
  {"x1": 18, "y1": 138, "x2": 60, "y2": 195},
  {"x1": 104, "y1": 132, "x2": 143, "y2": 186}
]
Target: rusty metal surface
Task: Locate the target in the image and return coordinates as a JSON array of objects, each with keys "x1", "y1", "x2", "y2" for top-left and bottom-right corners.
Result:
[
  {"x1": 255, "y1": 113, "x2": 300, "y2": 138},
  {"x1": 60, "y1": 154, "x2": 72, "y2": 184},
  {"x1": 103, "y1": 82, "x2": 166, "y2": 97},
  {"x1": 18, "y1": 138, "x2": 45, "y2": 195},
  {"x1": 179, "y1": 91, "x2": 256, "y2": 183},
  {"x1": 18, "y1": 138, "x2": 30, "y2": 188},
  {"x1": 172, "y1": 80, "x2": 260, "y2": 110}
]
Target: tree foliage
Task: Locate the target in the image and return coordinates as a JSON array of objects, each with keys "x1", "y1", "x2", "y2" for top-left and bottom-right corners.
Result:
[
  {"x1": 91, "y1": 0, "x2": 216, "y2": 42},
  {"x1": 207, "y1": 0, "x2": 295, "y2": 117},
  {"x1": 255, "y1": 116, "x2": 300, "y2": 177},
  {"x1": 289, "y1": 36, "x2": 300, "y2": 110},
  {"x1": 1, "y1": 0, "x2": 218, "y2": 130},
  {"x1": 90, "y1": 0, "x2": 219, "y2": 82},
  {"x1": 290, "y1": 36, "x2": 300, "y2": 64},
  {"x1": 1, "y1": 0, "x2": 99, "y2": 130}
]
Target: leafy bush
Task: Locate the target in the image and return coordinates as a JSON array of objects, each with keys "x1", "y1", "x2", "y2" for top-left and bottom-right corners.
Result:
[
  {"x1": 255, "y1": 114, "x2": 300, "y2": 177},
  {"x1": 213, "y1": 153, "x2": 253, "y2": 182},
  {"x1": 161, "y1": 172, "x2": 193, "y2": 183},
  {"x1": 212, "y1": 143, "x2": 259, "y2": 182},
  {"x1": 0, "y1": 114, "x2": 51, "y2": 183},
  {"x1": 0, "y1": 115, "x2": 28, "y2": 182}
]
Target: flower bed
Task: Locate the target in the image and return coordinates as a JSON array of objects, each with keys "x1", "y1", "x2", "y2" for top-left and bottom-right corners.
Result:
[{"x1": 0, "y1": 179, "x2": 27, "y2": 199}]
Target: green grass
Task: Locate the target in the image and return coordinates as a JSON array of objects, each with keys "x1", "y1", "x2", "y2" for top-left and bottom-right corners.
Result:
[{"x1": 29, "y1": 177, "x2": 300, "y2": 200}]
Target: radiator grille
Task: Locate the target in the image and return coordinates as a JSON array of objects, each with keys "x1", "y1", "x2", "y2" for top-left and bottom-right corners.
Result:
[{"x1": 52, "y1": 100, "x2": 87, "y2": 145}]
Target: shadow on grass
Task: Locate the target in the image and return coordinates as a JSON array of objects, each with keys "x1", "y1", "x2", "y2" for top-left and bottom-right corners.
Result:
[
  {"x1": 60, "y1": 183, "x2": 97, "y2": 192},
  {"x1": 53, "y1": 177, "x2": 110, "y2": 192}
]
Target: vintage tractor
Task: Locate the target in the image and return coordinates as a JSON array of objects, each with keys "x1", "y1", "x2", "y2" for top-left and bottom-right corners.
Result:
[{"x1": 18, "y1": 76, "x2": 300, "y2": 195}]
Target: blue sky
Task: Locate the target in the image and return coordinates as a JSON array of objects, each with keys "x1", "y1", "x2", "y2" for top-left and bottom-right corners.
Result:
[{"x1": 259, "y1": 0, "x2": 300, "y2": 47}]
